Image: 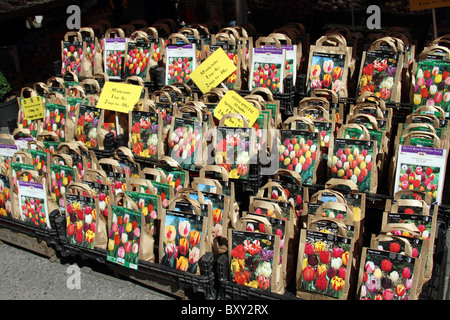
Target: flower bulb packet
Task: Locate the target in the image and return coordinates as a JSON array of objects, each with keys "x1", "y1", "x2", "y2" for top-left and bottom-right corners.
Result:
[
  {"x1": 48, "y1": 163, "x2": 76, "y2": 212},
  {"x1": 44, "y1": 103, "x2": 67, "y2": 142},
  {"x1": 124, "y1": 190, "x2": 161, "y2": 235},
  {"x1": 84, "y1": 181, "x2": 112, "y2": 218},
  {"x1": 167, "y1": 117, "x2": 204, "y2": 171},
  {"x1": 107, "y1": 205, "x2": 142, "y2": 270},
  {"x1": 214, "y1": 126, "x2": 253, "y2": 180},
  {"x1": 357, "y1": 248, "x2": 421, "y2": 300},
  {"x1": 165, "y1": 44, "x2": 196, "y2": 85},
  {"x1": 64, "y1": 193, "x2": 98, "y2": 250},
  {"x1": 104, "y1": 37, "x2": 127, "y2": 80},
  {"x1": 0, "y1": 144, "x2": 19, "y2": 176},
  {"x1": 18, "y1": 180, "x2": 49, "y2": 229},
  {"x1": 228, "y1": 229, "x2": 281, "y2": 293},
  {"x1": 262, "y1": 44, "x2": 297, "y2": 85},
  {"x1": 209, "y1": 41, "x2": 242, "y2": 90},
  {"x1": 278, "y1": 129, "x2": 321, "y2": 186},
  {"x1": 75, "y1": 104, "x2": 103, "y2": 150},
  {"x1": 296, "y1": 229, "x2": 354, "y2": 300},
  {"x1": 10, "y1": 162, "x2": 36, "y2": 194},
  {"x1": 358, "y1": 48, "x2": 403, "y2": 103},
  {"x1": 249, "y1": 47, "x2": 285, "y2": 94},
  {"x1": 244, "y1": 212, "x2": 289, "y2": 266},
  {"x1": 393, "y1": 145, "x2": 447, "y2": 204},
  {"x1": 0, "y1": 174, "x2": 12, "y2": 218},
  {"x1": 371, "y1": 234, "x2": 431, "y2": 286},
  {"x1": 149, "y1": 180, "x2": 172, "y2": 209},
  {"x1": 307, "y1": 51, "x2": 347, "y2": 97},
  {"x1": 129, "y1": 110, "x2": 163, "y2": 160},
  {"x1": 269, "y1": 177, "x2": 308, "y2": 218},
  {"x1": 61, "y1": 32, "x2": 83, "y2": 77},
  {"x1": 28, "y1": 149, "x2": 49, "y2": 183},
  {"x1": 123, "y1": 41, "x2": 153, "y2": 80},
  {"x1": 412, "y1": 59, "x2": 450, "y2": 118},
  {"x1": 159, "y1": 209, "x2": 206, "y2": 275},
  {"x1": 328, "y1": 138, "x2": 378, "y2": 194},
  {"x1": 187, "y1": 190, "x2": 229, "y2": 239}
]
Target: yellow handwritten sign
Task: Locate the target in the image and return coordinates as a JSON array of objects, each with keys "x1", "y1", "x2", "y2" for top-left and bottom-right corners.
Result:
[
  {"x1": 97, "y1": 81, "x2": 143, "y2": 113},
  {"x1": 19, "y1": 96, "x2": 44, "y2": 120},
  {"x1": 190, "y1": 47, "x2": 237, "y2": 94},
  {"x1": 214, "y1": 90, "x2": 259, "y2": 127},
  {"x1": 410, "y1": 0, "x2": 450, "y2": 11}
]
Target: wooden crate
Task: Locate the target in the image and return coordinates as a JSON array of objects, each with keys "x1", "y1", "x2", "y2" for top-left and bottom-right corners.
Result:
[{"x1": 0, "y1": 226, "x2": 57, "y2": 262}]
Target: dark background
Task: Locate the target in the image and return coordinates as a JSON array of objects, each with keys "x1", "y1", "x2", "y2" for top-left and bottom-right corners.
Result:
[{"x1": 0, "y1": 0, "x2": 449, "y2": 94}]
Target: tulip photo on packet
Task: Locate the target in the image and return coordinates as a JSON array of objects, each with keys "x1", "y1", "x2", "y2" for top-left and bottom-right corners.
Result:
[
  {"x1": 359, "y1": 248, "x2": 416, "y2": 300},
  {"x1": 358, "y1": 51, "x2": 400, "y2": 103},
  {"x1": 17, "y1": 181, "x2": 49, "y2": 229},
  {"x1": 130, "y1": 111, "x2": 160, "y2": 159},
  {"x1": 412, "y1": 59, "x2": 450, "y2": 117},
  {"x1": 308, "y1": 53, "x2": 345, "y2": 96},
  {"x1": 65, "y1": 194, "x2": 97, "y2": 250},
  {"x1": 230, "y1": 230, "x2": 276, "y2": 292},
  {"x1": 0, "y1": 175, "x2": 12, "y2": 218},
  {"x1": 299, "y1": 230, "x2": 351, "y2": 299},
  {"x1": 160, "y1": 210, "x2": 204, "y2": 274},
  {"x1": 107, "y1": 205, "x2": 142, "y2": 270}
]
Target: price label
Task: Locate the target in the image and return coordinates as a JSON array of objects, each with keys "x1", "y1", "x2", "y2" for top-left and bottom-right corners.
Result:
[
  {"x1": 190, "y1": 47, "x2": 237, "y2": 94},
  {"x1": 97, "y1": 81, "x2": 143, "y2": 113},
  {"x1": 19, "y1": 96, "x2": 44, "y2": 120},
  {"x1": 214, "y1": 90, "x2": 259, "y2": 127}
]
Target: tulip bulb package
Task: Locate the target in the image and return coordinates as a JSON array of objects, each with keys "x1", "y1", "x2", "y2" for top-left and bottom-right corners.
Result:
[
  {"x1": 107, "y1": 205, "x2": 142, "y2": 270},
  {"x1": 165, "y1": 44, "x2": 196, "y2": 85},
  {"x1": 0, "y1": 144, "x2": 18, "y2": 175},
  {"x1": 61, "y1": 32, "x2": 83, "y2": 77},
  {"x1": 48, "y1": 163, "x2": 76, "y2": 212},
  {"x1": 249, "y1": 47, "x2": 285, "y2": 94},
  {"x1": 393, "y1": 145, "x2": 447, "y2": 204},
  {"x1": 75, "y1": 104, "x2": 103, "y2": 149},
  {"x1": 44, "y1": 103, "x2": 67, "y2": 142},
  {"x1": 0, "y1": 174, "x2": 12, "y2": 218},
  {"x1": 159, "y1": 209, "x2": 206, "y2": 275},
  {"x1": 129, "y1": 110, "x2": 163, "y2": 160},
  {"x1": 328, "y1": 139, "x2": 377, "y2": 193},
  {"x1": 167, "y1": 117, "x2": 204, "y2": 171},
  {"x1": 358, "y1": 48, "x2": 403, "y2": 103},
  {"x1": 412, "y1": 59, "x2": 450, "y2": 117},
  {"x1": 307, "y1": 52, "x2": 346, "y2": 96},
  {"x1": 18, "y1": 180, "x2": 49, "y2": 229},
  {"x1": 357, "y1": 248, "x2": 420, "y2": 300},
  {"x1": 123, "y1": 41, "x2": 153, "y2": 80},
  {"x1": 278, "y1": 129, "x2": 321, "y2": 186},
  {"x1": 65, "y1": 193, "x2": 98, "y2": 249},
  {"x1": 124, "y1": 190, "x2": 161, "y2": 235},
  {"x1": 215, "y1": 127, "x2": 253, "y2": 180},
  {"x1": 296, "y1": 229, "x2": 353, "y2": 299},
  {"x1": 228, "y1": 229, "x2": 280, "y2": 293},
  {"x1": 188, "y1": 190, "x2": 229, "y2": 239},
  {"x1": 104, "y1": 37, "x2": 127, "y2": 80}
]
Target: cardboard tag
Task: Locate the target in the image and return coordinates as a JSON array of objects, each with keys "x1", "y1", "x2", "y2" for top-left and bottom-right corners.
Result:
[
  {"x1": 97, "y1": 81, "x2": 142, "y2": 113},
  {"x1": 19, "y1": 96, "x2": 44, "y2": 120},
  {"x1": 213, "y1": 90, "x2": 259, "y2": 127},
  {"x1": 410, "y1": 0, "x2": 450, "y2": 11},
  {"x1": 190, "y1": 47, "x2": 237, "y2": 94}
]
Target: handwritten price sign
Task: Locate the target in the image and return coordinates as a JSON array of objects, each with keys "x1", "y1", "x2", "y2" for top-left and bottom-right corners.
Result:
[
  {"x1": 19, "y1": 96, "x2": 44, "y2": 121},
  {"x1": 214, "y1": 90, "x2": 259, "y2": 127},
  {"x1": 97, "y1": 81, "x2": 143, "y2": 113},
  {"x1": 190, "y1": 47, "x2": 237, "y2": 94}
]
